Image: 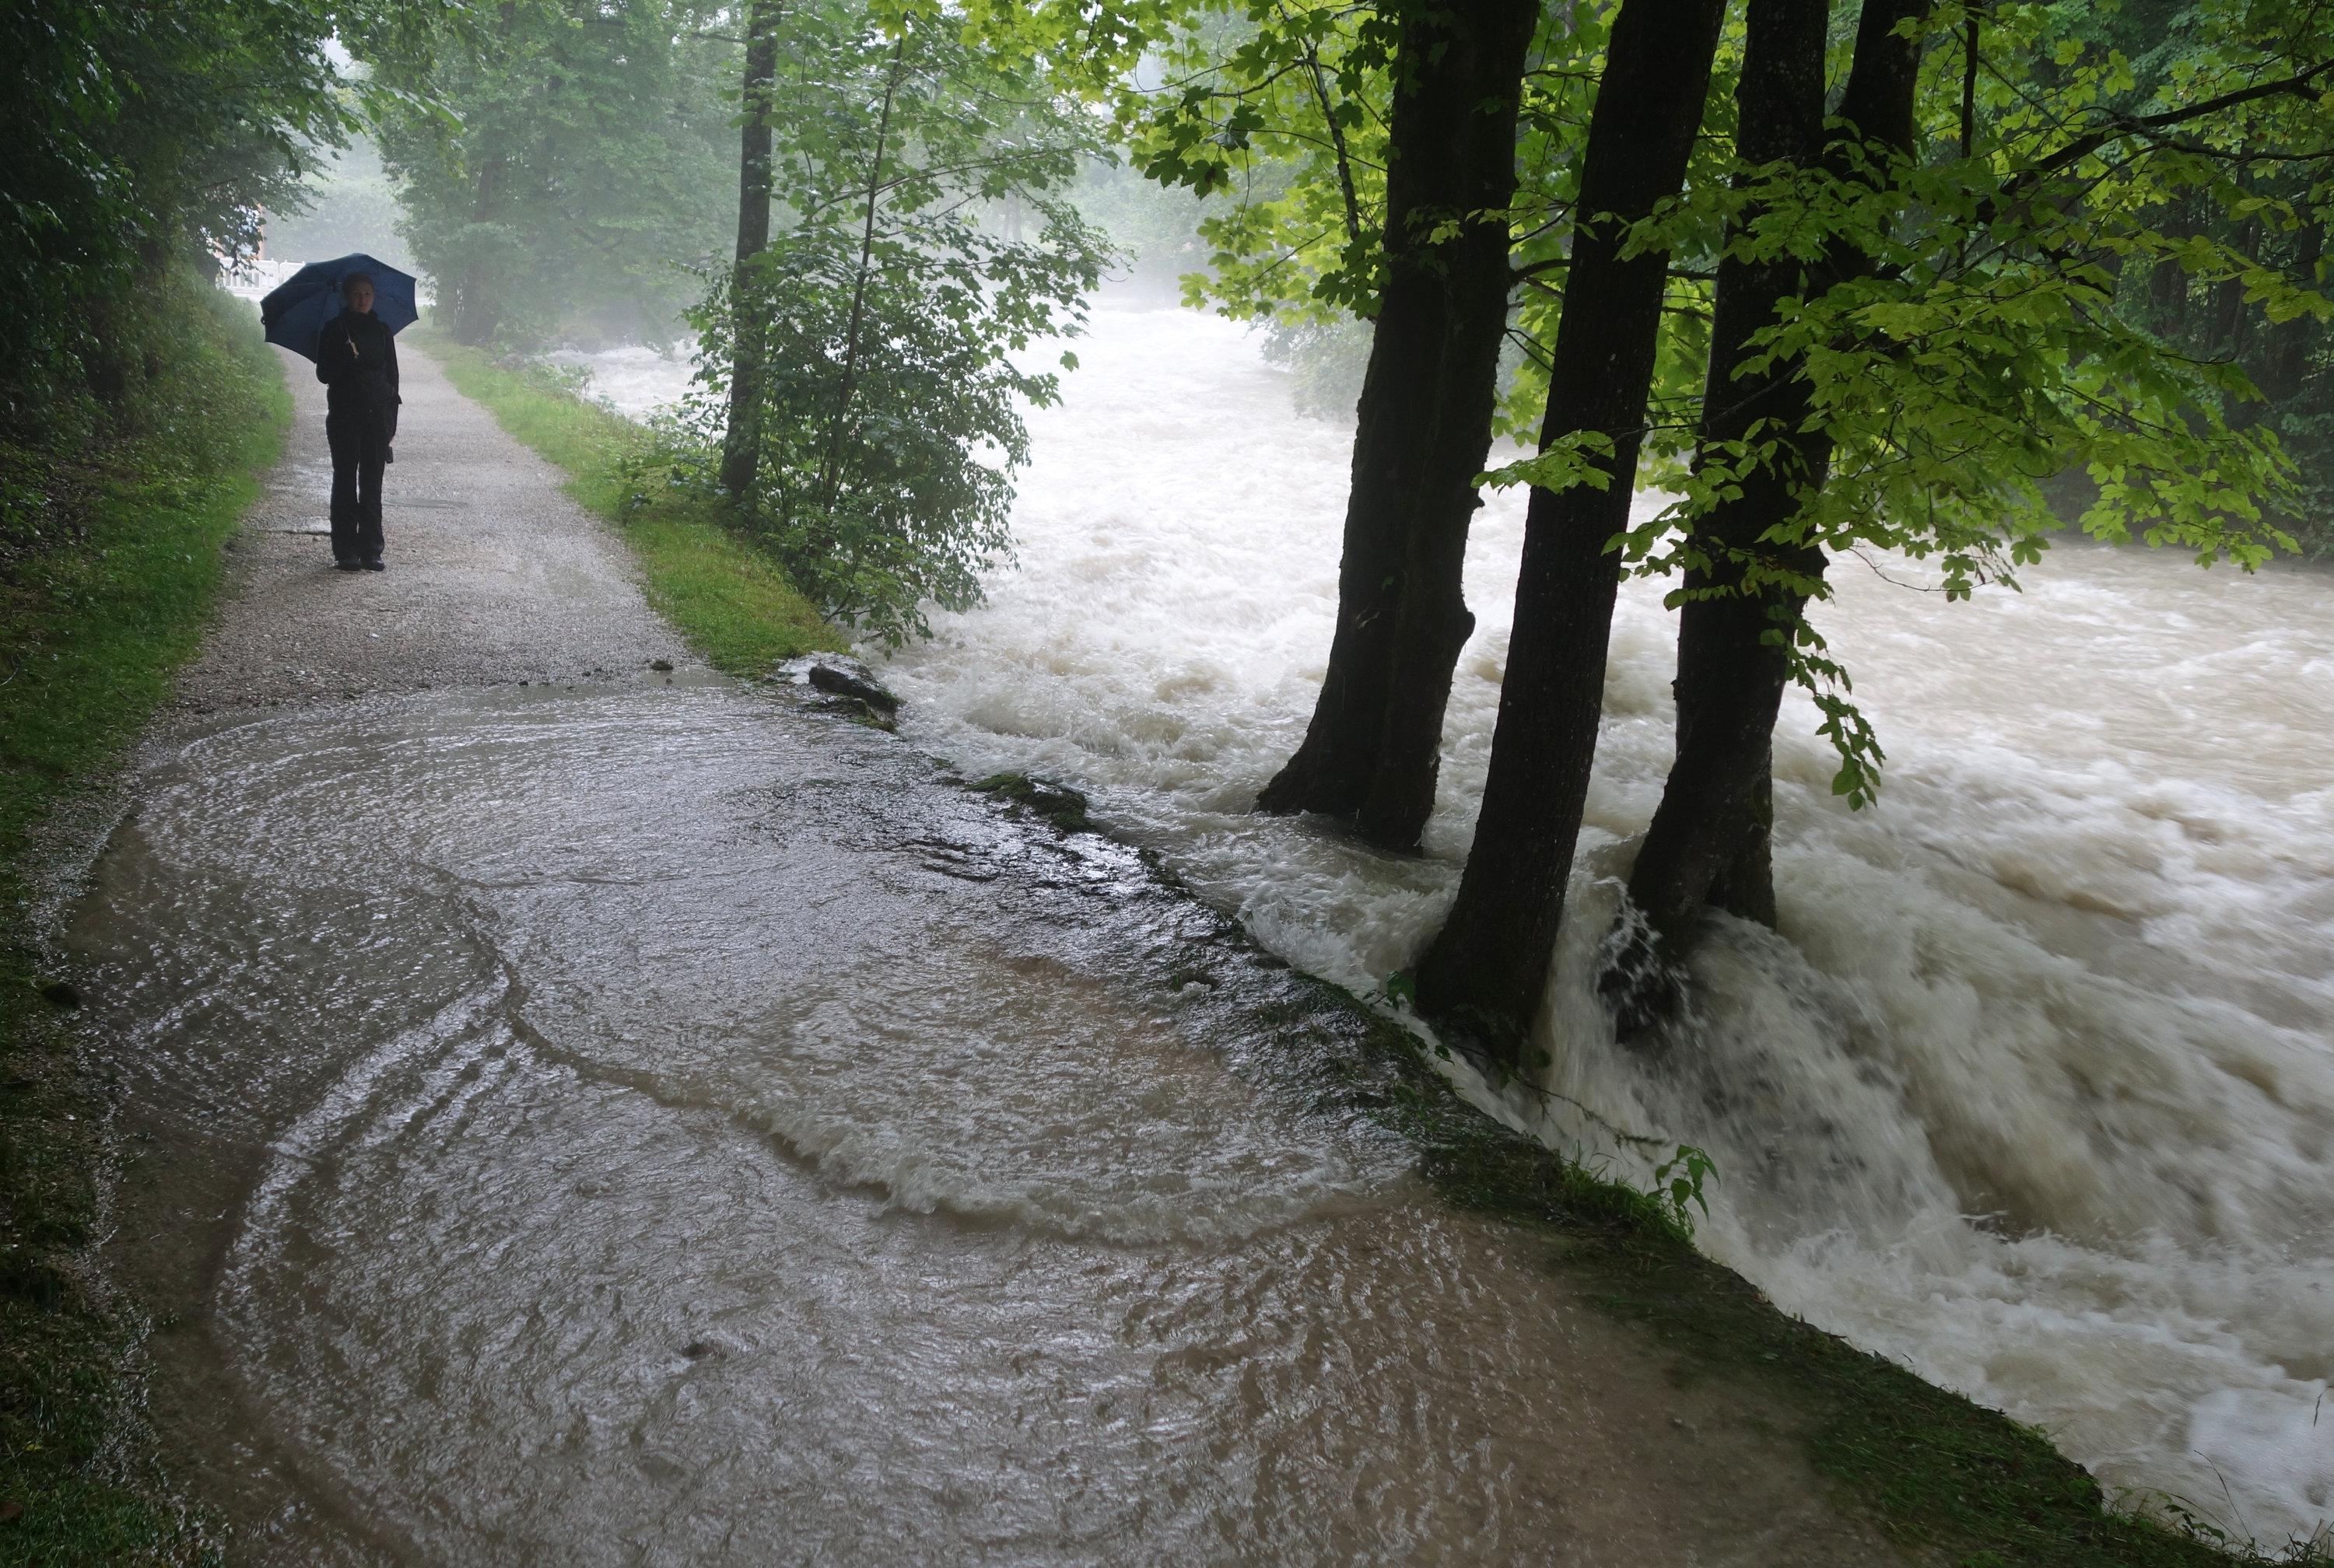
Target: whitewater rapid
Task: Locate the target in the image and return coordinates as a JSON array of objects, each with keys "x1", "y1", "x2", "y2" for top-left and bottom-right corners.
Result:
[{"x1": 574, "y1": 296, "x2": 2334, "y2": 1547}]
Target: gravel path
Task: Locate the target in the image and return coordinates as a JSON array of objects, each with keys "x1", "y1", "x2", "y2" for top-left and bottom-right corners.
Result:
[{"x1": 176, "y1": 342, "x2": 689, "y2": 712}]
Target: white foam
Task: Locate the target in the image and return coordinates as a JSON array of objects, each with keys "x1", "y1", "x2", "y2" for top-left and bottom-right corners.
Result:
[{"x1": 565, "y1": 296, "x2": 2334, "y2": 1545}]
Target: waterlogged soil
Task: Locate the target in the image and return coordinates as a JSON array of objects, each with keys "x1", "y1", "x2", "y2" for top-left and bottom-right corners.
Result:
[{"x1": 69, "y1": 348, "x2": 1910, "y2": 1564}]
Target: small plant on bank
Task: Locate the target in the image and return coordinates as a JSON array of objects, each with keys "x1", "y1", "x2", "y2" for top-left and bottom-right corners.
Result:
[{"x1": 636, "y1": 9, "x2": 1117, "y2": 649}]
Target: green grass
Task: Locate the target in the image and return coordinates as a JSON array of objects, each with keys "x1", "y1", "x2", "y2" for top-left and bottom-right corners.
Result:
[
  {"x1": 412, "y1": 331, "x2": 843, "y2": 671},
  {"x1": 0, "y1": 277, "x2": 280, "y2": 1566}
]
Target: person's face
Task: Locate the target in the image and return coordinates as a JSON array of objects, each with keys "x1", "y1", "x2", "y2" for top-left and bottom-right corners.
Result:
[{"x1": 344, "y1": 279, "x2": 375, "y2": 315}]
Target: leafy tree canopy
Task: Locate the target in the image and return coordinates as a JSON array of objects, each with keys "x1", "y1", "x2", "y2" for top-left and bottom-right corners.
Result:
[
  {"x1": 645, "y1": 0, "x2": 1117, "y2": 645},
  {"x1": 363, "y1": 0, "x2": 742, "y2": 348}
]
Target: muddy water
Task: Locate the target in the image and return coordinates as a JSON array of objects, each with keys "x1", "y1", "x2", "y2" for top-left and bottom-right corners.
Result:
[
  {"x1": 559, "y1": 298, "x2": 2334, "y2": 1542},
  {"x1": 79, "y1": 681, "x2": 1895, "y2": 1565},
  {"x1": 846, "y1": 300, "x2": 2334, "y2": 1544}
]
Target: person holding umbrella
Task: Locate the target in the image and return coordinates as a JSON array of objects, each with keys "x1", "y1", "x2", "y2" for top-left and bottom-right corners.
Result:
[
  {"x1": 316, "y1": 273, "x2": 400, "y2": 570},
  {"x1": 258, "y1": 254, "x2": 419, "y2": 572}
]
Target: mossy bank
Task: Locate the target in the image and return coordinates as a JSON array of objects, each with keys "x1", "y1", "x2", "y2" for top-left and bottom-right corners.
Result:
[{"x1": 0, "y1": 276, "x2": 286, "y2": 1565}]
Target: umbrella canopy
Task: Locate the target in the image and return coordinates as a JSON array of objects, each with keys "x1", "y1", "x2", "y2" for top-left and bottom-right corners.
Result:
[{"x1": 258, "y1": 254, "x2": 419, "y2": 363}]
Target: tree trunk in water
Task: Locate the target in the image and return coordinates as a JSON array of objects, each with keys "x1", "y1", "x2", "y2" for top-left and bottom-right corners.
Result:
[
  {"x1": 1602, "y1": 0, "x2": 1832, "y2": 1027},
  {"x1": 1607, "y1": 0, "x2": 1929, "y2": 1031},
  {"x1": 720, "y1": 0, "x2": 781, "y2": 506},
  {"x1": 1411, "y1": 0, "x2": 1730, "y2": 1061},
  {"x1": 1254, "y1": 0, "x2": 1538, "y2": 849}
]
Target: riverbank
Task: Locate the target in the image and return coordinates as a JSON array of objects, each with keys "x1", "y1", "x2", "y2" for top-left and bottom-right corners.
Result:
[
  {"x1": 450, "y1": 337, "x2": 2320, "y2": 1567},
  {"x1": 1, "y1": 279, "x2": 286, "y2": 1564}
]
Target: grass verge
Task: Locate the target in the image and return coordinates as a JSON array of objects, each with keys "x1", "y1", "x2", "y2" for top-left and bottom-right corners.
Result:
[
  {"x1": 0, "y1": 277, "x2": 286, "y2": 1565},
  {"x1": 410, "y1": 331, "x2": 842, "y2": 671}
]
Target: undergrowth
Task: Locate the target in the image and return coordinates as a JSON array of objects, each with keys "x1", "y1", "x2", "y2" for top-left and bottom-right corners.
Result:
[{"x1": 0, "y1": 272, "x2": 276, "y2": 1566}]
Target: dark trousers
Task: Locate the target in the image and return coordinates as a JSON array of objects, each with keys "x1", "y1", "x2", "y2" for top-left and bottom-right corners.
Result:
[{"x1": 327, "y1": 411, "x2": 389, "y2": 563}]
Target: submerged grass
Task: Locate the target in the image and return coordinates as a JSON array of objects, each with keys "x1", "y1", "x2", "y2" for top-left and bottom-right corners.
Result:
[
  {"x1": 412, "y1": 331, "x2": 843, "y2": 672},
  {"x1": 0, "y1": 277, "x2": 279, "y2": 1564}
]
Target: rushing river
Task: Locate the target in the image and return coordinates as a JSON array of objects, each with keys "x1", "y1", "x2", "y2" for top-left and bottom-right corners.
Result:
[{"x1": 568, "y1": 294, "x2": 2334, "y2": 1545}]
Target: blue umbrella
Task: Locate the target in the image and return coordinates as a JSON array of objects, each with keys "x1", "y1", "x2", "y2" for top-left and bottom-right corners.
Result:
[{"x1": 258, "y1": 254, "x2": 419, "y2": 363}]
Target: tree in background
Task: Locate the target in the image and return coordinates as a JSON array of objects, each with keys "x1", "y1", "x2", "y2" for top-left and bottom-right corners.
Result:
[
  {"x1": 3, "y1": 2, "x2": 349, "y2": 432},
  {"x1": 718, "y1": 0, "x2": 783, "y2": 502},
  {"x1": 265, "y1": 137, "x2": 422, "y2": 276},
  {"x1": 367, "y1": 0, "x2": 739, "y2": 348},
  {"x1": 651, "y1": 1, "x2": 1116, "y2": 646},
  {"x1": 1, "y1": 0, "x2": 457, "y2": 565},
  {"x1": 2106, "y1": 0, "x2": 2334, "y2": 557}
]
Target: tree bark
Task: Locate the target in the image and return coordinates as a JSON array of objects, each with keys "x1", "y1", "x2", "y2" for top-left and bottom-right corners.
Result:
[
  {"x1": 452, "y1": 1, "x2": 521, "y2": 348},
  {"x1": 1411, "y1": 0, "x2": 1731, "y2": 1061},
  {"x1": 1253, "y1": 0, "x2": 1538, "y2": 849},
  {"x1": 720, "y1": 0, "x2": 782, "y2": 506},
  {"x1": 1608, "y1": 0, "x2": 1929, "y2": 1031}
]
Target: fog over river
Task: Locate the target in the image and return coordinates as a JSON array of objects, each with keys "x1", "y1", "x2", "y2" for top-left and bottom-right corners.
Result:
[{"x1": 566, "y1": 294, "x2": 2334, "y2": 1546}]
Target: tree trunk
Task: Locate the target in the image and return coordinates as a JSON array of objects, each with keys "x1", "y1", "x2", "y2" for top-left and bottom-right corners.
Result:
[
  {"x1": 720, "y1": 0, "x2": 782, "y2": 506},
  {"x1": 452, "y1": 151, "x2": 506, "y2": 347},
  {"x1": 453, "y1": 2, "x2": 520, "y2": 348},
  {"x1": 1607, "y1": 0, "x2": 1929, "y2": 1031},
  {"x1": 2259, "y1": 222, "x2": 2324, "y2": 405},
  {"x1": 1411, "y1": 0, "x2": 1731, "y2": 1061},
  {"x1": 1253, "y1": 0, "x2": 1538, "y2": 849},
  {"x1": 815, "y1": 37, "x2": 908, "y2": 521}
]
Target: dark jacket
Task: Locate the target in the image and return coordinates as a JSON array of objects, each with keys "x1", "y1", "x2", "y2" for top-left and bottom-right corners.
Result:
[{"x1": 316, "y1": 310, "x2": 401, "y2": 433}]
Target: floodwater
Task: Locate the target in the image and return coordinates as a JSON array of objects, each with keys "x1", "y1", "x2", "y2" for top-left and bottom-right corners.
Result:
[
  {"x1": 103, "y1": 285, "x2": 2332, "y2": 1556},
  {"x1": 826, "y1": 300, "x2": 2328, "y2": 1546},
  {"x1": 77, "y1": 681, "x2": 1898, "y2": 1564}
]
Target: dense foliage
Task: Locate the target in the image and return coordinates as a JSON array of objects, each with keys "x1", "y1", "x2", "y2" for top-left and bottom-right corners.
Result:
[
  {"x1": 1131, "y1": 1, "x2": 2333, "y2": 792},
  {"x1": 2, "y1": 2, "x2": 334, "y2": 446},
  {"x1": 650, "y1": 2, "x2": 1116, "y2": 645},
  {"x1": 2104, "y1": 0, "x2": 2334, "y2": 555},
  {"x1": 0, "y1": 0, "x2": 458, "y2": 569},
  {"x1": 366, "y1": 0, "x2": 741, "y2": 348}
]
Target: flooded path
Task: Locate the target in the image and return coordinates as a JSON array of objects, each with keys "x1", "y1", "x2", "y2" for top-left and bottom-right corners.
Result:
[
  {"x1": 568, "y1": 297, "x2": 2334, "y2": 1543},
  {"x1": 70, "y1": 345, "x2": 1904, "y2": 1563}
]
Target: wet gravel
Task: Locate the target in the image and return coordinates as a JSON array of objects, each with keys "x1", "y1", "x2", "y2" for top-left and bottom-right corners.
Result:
[{"x1": 176, "y1": 343, "x2": 689, "y2": 713}]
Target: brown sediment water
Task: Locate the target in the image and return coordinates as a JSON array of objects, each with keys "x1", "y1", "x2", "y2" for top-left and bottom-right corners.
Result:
[{"x1": 78, "y1": 681, "x2": 1898, "y2": 1565}]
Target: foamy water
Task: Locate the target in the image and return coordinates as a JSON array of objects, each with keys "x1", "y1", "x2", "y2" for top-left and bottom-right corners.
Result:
[{"x1": 573, "y1": 297, "x2": 2334, "y2": 1548}]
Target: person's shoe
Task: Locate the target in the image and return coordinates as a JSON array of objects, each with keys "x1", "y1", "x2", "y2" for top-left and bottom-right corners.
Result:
[
  {"x1": 334, "y1": 559, "x2": 363, "y2": 572},
  {"x1": 361, "y1": 558, "x2": 386, "y2": 572}
]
